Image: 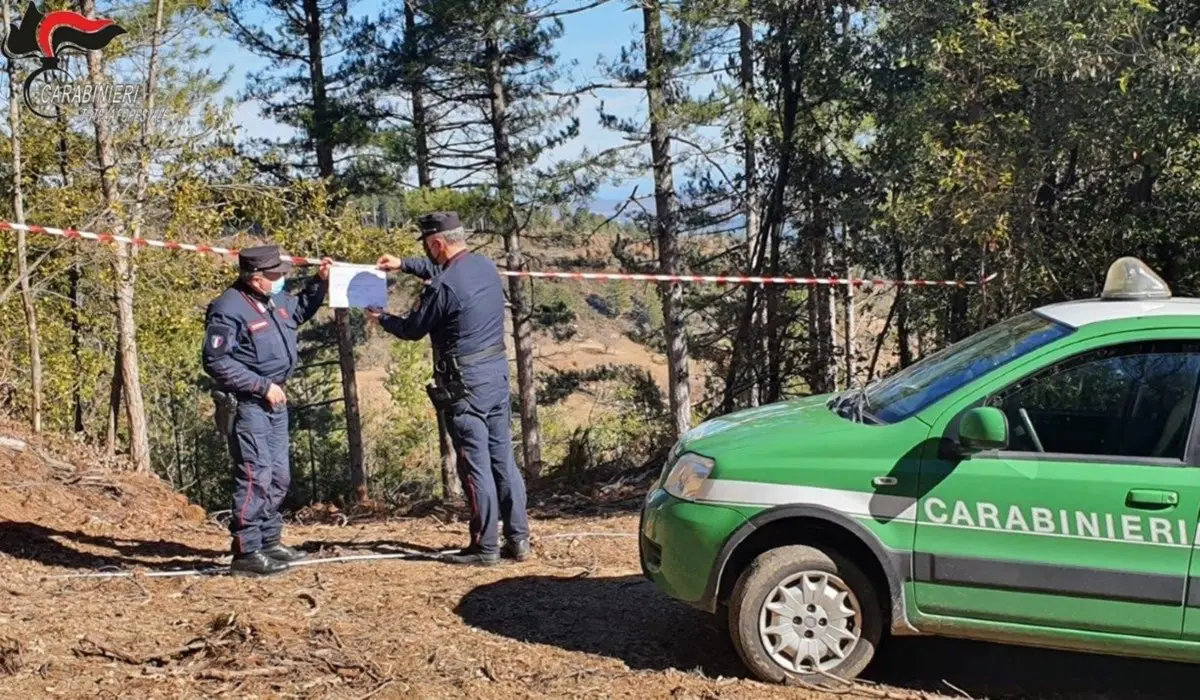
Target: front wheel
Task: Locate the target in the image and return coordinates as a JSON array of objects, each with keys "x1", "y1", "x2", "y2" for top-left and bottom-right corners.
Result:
[{"x1": 728, "y1": 545, "x2": 883, "y2": 684}]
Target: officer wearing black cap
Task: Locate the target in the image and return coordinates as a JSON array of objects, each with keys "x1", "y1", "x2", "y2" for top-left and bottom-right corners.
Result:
[
  {"x1": 202, "y1": 244, "x2": 332, "y2": 576},
  {"x1": 369, "y1": 211, "x2": 531, "y2": 566}
]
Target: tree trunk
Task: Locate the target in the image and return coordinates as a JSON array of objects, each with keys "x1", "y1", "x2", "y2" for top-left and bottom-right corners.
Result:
[
  {"x1": 843, "y1": 229, "x2": 855, "y2": 388},
  {"x1": 806, "y1": 207, "x2": 836, "y2": 395},
  {"x1": 132, "y1": 0, "x2": 165, "y2": 236},
  {"x1": 170, "y1": 393, "x2": 183, "y2": 489},
  {"x1": 302, "y1": 0, "x2": 336, "y2": 180},
  {"x1": 740, "y1": 20, "x2": 766, "y2": 407},
  {"x1": 644, "y1": 0, "x2": 691, "y2": 439},
  {"x1": 83, "y1": 0, "x2": 150, "y2": 471},
  {"x1": 406, "y1": 0, "x2": 460, "y2": 499},
  {"x1": 487, "y1": 35, "x2": 542, "y2": 476},
  {"x1": 893, "y1": 241, "x2": 913, "y2": 368},
  {"x1": 721, "y1": 17, "x2": 762, "y2": 414},
  {"x1": 765, "y1": 221, "x2": 782, "y2": 403},
  {"x1": 57, "y1": 103, "x2": 85, "y2": 434},
  {"x1": 867, "y1": 290, "x2": 900, "y2": 383},
  {"x1": 944, "y1": 244, "x2": 969, "y2": 343},
  {"x1": 122, "y1": 0, "x2": 165, "y2": 459},
  {"x1": 821, "y1": 239, "x2": 836, "y2": 392},
  {"x1": 69, "y1": 261, "x2": 85, "y2": 433},
  {"x1": 335, "y1": 310, "x2": 369, "y2": 503},
  {"x1": 303, "y1": 0, "x2": 369, "y2": 501},
  {"x1": 406, "y1": 0, "x2": 432, "y2": 189},
  {"x1": 105, "y1": 346, "x2": 122, "y2": 452},
  {"x1": 761, "y1": 21, "x2": 801, "y2": 404},
  {"x1": 4, "y1": 0, "x2": 42, "y2": 434}
]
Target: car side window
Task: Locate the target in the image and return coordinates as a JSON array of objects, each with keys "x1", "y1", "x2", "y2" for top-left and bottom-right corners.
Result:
[{"x1": 985, "y1": 341, "x2": 1200, "y2": 460}]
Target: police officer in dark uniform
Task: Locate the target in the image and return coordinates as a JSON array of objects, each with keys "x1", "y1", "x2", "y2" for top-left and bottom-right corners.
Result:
[
  {"x1": 202, "y1": 245, "x2": 332, "y2": 576},
  {"x1": 368, "y1": 211, "x2": 531, "y2": 566}
]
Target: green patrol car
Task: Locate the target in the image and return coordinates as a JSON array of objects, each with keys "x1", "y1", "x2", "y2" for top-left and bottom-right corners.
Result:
[{"x1": 640, "y1": 257, "x2": 1200, "y2": 683}]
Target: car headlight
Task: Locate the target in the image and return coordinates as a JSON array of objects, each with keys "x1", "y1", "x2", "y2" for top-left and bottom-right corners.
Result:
[{"x1": 663, "y1": 453, "x2": 715, "y2": 501}]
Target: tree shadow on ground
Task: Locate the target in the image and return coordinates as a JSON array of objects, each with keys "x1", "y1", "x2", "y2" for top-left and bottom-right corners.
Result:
[
  {"x1": 456, "y1": 574, "x2": 742, "y2": 677},
  {"x1": 0, "y1": 521, "x2": 227, "y2": 572},
  {"x1": 458, "y1": 574, "x2": 1196, "y2": 700},
  {"x1": 866, "y1": 636, "x2": 1196, "y2": 700}
]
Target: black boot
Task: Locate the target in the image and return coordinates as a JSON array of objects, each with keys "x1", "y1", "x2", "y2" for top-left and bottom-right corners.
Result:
[
  {"x1": 440, "y1": 545, "x2": 500, "y2": 566},
  {"x1": 502, "y1": 538, "x2": 532, "y2": 562},
  {"x1": 230, "y1": 550, "x2": 289, "y2": 577},
  {"x1": 261, "y1": 540, "x2": 308, "y2": 563}
]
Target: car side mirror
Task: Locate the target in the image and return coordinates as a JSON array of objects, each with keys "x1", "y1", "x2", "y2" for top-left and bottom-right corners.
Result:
[{"x1": 958, "y1": 406, "x2": 1009, "y2": 453}]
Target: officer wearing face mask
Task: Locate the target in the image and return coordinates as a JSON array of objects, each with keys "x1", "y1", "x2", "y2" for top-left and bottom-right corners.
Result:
[
  {"x1": 367, "y1": 211, "x2": 531, "y2": 566},
  {"x1": 202, "y1": 245, "x2": 332, "y2": 576}
]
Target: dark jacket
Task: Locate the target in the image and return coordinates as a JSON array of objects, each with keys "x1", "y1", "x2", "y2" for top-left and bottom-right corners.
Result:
[
  {"x1": 202, "y1": 277, "x2": 327, "y2": 397},
  {"x1": 378, "y1": 251, "x2": 507, "y2": 359}
]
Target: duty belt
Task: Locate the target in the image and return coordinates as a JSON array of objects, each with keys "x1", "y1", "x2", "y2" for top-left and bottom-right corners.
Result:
[
  {"x1": 453, "y1": 343, "x2": 506, "y2": 367},
  {"x1": 428, "y1": 343, "x2": 505, "y2": 410}
]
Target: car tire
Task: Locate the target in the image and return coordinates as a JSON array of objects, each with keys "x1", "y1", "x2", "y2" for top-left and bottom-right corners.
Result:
[{"x1": 728, "y1": 544, "x2": 883, "y2": 685}]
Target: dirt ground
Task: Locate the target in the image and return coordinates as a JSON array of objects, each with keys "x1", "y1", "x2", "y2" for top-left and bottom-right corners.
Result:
[{"x1": 2, "y1": 436, "x2": 1197, "y2": 699}]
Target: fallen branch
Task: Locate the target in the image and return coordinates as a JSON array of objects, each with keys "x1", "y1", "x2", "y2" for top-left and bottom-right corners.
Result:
[
  {"x1": 194, "y1": 665, "x2": 293, "y2": 681},
  {"x1": 76, "y1": 635, "x2": 231, "y2": 667},
  {"x1": 33, "y1": 448, "x2": 77, "y2": 475},
  {"x1": 353, "y1": 677, "x2": 396, "y2": 700},
  {"x1": 75, "y1": 637, "x2": 142, "y2": 665},
  {"x1": 0, "y1": 436, "x2": 27, "y2": 452}
]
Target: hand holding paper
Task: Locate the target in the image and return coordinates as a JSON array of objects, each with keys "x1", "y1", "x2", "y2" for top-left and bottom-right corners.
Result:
[{"x1": 329, "y1": 264, "x2": 387, "y2": 310}]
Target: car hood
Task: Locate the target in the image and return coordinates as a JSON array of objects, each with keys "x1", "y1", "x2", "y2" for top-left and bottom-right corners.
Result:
[
  {"x1": 673, "y1": 393, "x2": 930, "y2": 486},
  {"x1": 677, "y1": 393, "x2": 854, "y2": 456}
]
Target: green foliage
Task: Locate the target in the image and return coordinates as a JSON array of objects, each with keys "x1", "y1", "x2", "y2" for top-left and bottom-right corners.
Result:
[
  {"x1": 399, "y1": 188, "x2": 492, "y2": 225},
  {"x1": 872, "y1": 0, "x2": 1200, "y2": 331},
  {"x1": 8, "y1": 0, "x2": 1200, "y2": 508},
  {"x1": 530, "y1": 282, "x2": 583, "y2": 341},
  {"x1": 630, "y1": 283, "x2": 665, "y2": 342},
  {"x1": 217, "y1": 0, "x2": 411, "y2": 194},
  {"x1": 600, "y1": 281, "x2": 633, "y2": 319},
  {"x1": 540, "y1": 365, "x2": 670, "y2": 479},
  {"x1": 371, "y1": 338, "x2": 441, "y2": 500}
]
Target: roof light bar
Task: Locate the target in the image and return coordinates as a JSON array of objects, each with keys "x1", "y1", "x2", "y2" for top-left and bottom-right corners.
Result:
[{"x1": 1101, "y1": 257, "x2": 1171, "y2": 301}]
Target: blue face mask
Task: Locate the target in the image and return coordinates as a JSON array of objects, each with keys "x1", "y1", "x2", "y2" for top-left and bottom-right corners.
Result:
[{"x1": 269, "y1": 277, "x2": 286, "y2": 295}]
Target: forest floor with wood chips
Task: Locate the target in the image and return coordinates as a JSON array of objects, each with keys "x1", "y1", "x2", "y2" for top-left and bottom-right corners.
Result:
[{"x1": 1, "y1": 427, "x2": 1195, "y2": 700}]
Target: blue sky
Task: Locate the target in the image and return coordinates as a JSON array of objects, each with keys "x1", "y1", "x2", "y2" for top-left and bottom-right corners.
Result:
[{"x1": 206, "y1": 0, "x2": 653, "y2": 203}]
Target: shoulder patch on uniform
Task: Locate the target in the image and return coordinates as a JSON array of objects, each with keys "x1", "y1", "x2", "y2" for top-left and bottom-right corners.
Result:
[
  {"x1": 203, "y1": 320, "x2": 236, "y2": 360},
  {"x1": 249, "y1": 320, "x2": 269, "y2": 332}
]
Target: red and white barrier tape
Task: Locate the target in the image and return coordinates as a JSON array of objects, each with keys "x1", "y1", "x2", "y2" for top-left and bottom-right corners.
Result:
[{"x1": 1, "y1": 221, "x2": 996, "y2": 288}]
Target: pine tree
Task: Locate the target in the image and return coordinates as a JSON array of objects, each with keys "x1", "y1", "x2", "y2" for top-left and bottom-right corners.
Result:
[
  {"x1": 218, "y1": 0, "x2": 411, "y2": 501},
  {"x1": 391, "y1": 0, "x2": 583, "y2": 476},
  {"x1": 2, "y1": 0, "x2": 41, "y2": 433}
]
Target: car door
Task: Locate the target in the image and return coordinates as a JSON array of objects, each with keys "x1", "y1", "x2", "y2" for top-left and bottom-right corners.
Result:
[{"x1": 913, "y1": 337, "x2": 1200, "y2": 639}]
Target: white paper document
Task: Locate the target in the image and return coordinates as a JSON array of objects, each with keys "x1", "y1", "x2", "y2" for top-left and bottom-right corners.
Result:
[{"x1": 328, "y1": 264, "x2": 387, "y2": 309}]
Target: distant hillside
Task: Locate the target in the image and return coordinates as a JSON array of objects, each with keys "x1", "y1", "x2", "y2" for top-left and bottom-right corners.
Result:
[{"x1": 588, "y1": 196, "x2": 747, "y2": 233}]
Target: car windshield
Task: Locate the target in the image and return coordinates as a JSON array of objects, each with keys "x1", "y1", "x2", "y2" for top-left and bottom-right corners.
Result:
[{"x1": 864, "y1": 311, "x2": 1073, "y2": 424}]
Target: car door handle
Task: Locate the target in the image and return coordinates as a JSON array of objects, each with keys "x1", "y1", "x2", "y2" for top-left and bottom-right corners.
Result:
[
  {"x1": 1126, "y1": 489, "x2": 1179, "y2": 509},
  {"x1": 872, "y1": 476, "x2": 898, "y2": 487}
]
